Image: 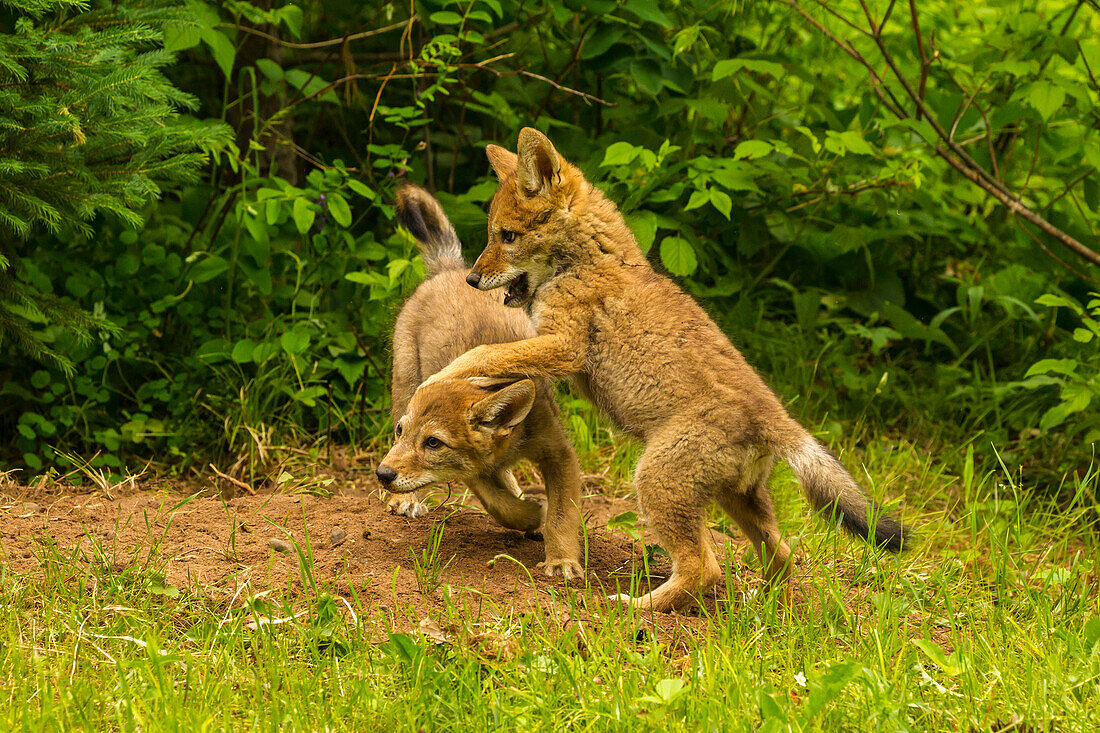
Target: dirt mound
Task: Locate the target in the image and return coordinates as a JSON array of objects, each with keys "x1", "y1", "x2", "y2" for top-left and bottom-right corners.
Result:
[{"x1": 0, "y1": 471, "x2": 758, "y2": 622}]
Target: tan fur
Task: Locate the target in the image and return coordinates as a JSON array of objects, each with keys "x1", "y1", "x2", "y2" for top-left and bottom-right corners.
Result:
[
  {"x1": 428, "y1": 129, "x2": 909, "y2": 611},
  {"x1": 379, "y1": 184, "x2": 584, "y2": 579}
]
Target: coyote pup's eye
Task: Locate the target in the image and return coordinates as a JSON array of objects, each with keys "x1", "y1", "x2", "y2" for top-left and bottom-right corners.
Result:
[
  {"x1": 424, "y1": 436, "x2": 442, "y2": 449},
  {"x1": 394, "y1": 423, "x2": 402, "y2": 437},
  {"x1": 500, "y1": 229, "x2": 516, "y2": 243}
]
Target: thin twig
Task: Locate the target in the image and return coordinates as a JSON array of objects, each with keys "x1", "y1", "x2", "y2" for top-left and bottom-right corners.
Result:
[
  {"x1": 1013, "y1": 217, "x2": 1099, "y2": 286},
  {"x1": 222, "y1": 19, "x2": 413, "y2": 50},
  {"x1": 1042, "y1": 169, "x2": 1094, "y2": 213},
  {"x1": 909, "y1": 0, "x2": 929, "y2": 120},
  {"x1": 210, "y1": 464, "x2": 255, "y2": 495}
]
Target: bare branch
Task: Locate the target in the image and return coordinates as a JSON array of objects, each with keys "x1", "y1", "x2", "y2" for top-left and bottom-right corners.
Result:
[
  {"x1": 908, "y1": 0, "x2": 930, "y2": 120},
  {"x1": 936, "y1": 143, "x2": 1100, "y2": 268}
]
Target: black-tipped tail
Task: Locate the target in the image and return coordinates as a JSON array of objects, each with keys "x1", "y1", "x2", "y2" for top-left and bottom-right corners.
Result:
[
  {"x1": 781, "y1": 437, "x2": 911, "y2": 553},
  {"x1": 395, "y1": 184, "x2": 465, "y2": 276}
]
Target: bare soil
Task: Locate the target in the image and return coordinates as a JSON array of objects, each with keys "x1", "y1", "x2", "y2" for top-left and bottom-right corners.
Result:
[{"x1": 0, "y1": 468, "x2": 764, "y2": 630}]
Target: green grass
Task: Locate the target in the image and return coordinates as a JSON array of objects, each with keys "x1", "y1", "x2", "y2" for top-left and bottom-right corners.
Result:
[{"x1": 2, "y1": 435, "x2": 1099, "y2": 731}]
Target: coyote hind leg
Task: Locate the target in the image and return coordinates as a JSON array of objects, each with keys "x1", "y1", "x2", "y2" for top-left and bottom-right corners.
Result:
[
  {"x1": 611, "y1": 435, "x2": 722, "y2": 613},
  {"x1": 717, "y1": 455, "x2": 792, "y2": 593}
]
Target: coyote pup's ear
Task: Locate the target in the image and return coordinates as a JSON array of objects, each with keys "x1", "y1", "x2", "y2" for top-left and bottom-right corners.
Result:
[
  {"x1": 516, "y1": 127, "x2": 562, "y2": 196},
  {"x1": 486, "y1": 144, "x2": 518, "y2": 180},
  {"x1": 467, "y1": 379, "x2": 536, "y2": 431}
]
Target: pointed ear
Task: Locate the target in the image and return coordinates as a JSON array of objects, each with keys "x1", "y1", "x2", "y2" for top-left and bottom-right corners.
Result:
[
  {"x1": 516, "y1": 127, "x2": 562, "y2": 196},
  {"x1": 467, "y1": 379, "x2": 536, "y2": 431},
  {"x1": 486, "y1": 144, "x2": 517, "y2": 180}
]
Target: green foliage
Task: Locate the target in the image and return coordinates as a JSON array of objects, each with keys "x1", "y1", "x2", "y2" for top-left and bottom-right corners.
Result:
[
  {"x1": 2, "y1": 0, "x2": 1098, "y2": 485},
  {"x1": 1021, "y1": 293, "x2": 1100, "y2": 440},
  {"x1": 0, "y1": 0, "x2": 230, "y2": 367}
]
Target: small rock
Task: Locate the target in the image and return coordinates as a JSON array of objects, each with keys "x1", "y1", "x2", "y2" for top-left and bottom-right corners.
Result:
[
  {"x1": 361, "y1": 528, "x2": 372, "y2": 540},
  {"x1": 268, "y1": 538, "x2": 292, "y2": 553},
  {"x1": 21, "y1": 502, "x2": 40, "y2": 515},
  {"x1": 330, "y1": 526, "x2": 346, "y2": 548}
]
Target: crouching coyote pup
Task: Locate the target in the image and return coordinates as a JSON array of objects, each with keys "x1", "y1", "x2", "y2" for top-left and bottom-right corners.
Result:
[
  {"x1": 427, "y1": 128, "x2": 911, "y2": 611},
  {"x1": 375, "y1": 184, "x2": 584, "y2": 579}
]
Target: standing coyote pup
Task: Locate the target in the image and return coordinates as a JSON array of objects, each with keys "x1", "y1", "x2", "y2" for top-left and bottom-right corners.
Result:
[
  {"x1": 427, "y1": 128, "x2": 910, "y2": 611},
  {"x1": 376, "y1": 184, "x2": 583, "y2": 579}
]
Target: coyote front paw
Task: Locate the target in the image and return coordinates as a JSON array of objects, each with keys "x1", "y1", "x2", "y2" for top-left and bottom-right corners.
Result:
[
  {"x1": 387, "y1": 493, "x2": 428, "y2": 518},
  {"x1": 538, "y1": 558, "x2": 584, "y2": 580}
]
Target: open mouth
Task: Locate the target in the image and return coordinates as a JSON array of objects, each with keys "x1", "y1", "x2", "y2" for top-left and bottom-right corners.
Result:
[{"x1": 503, "y1": 272, "x2": 530, "y2": 307}]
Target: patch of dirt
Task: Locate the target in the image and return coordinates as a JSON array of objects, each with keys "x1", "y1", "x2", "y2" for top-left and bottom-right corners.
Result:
[{"x1": 0, "y1": 470, "x2": 762, "y2": 629}]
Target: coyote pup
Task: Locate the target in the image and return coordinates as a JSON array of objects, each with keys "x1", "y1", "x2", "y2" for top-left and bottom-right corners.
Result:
[
  {"x1": 376, "y1": 184, "x2": 583, "y2": 578},
  {"x1": 427, "y1": 128, "x2": 910, "y2": 611}
]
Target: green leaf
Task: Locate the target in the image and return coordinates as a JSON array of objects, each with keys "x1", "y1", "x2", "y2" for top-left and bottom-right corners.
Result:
[
  {"x1": 201, "y1": 28, "x2": 237, "y2": 79},
  {"x1": 164, "y1": 23, "x2": 202, "y2": 52},
  {"x1": 30, "y1": 371, "x2": 50, "y2": 389},
  {"x1": 912, "y1": 638, "x2": 961, "y2": 677},
  {"x1": 252, "y1": 341, "x2": 280, "y2": 364},
  {"x1": 1035, "y1": 293, "x2": 1083, "y2": 314},
  {"x1": 630, "y1": 59, "x2": 664, "y2": 96},
  {"x1": 293, "y1": 198, "x2": 315, "y2": 234},
  {"x1": 430, "y1": 11, "x2": 464, "y2": 25},
  {"x1": 606, "y1": 511, "x2": 641, "y2": 541},
  {"x1": 626, "y1": 0, "x2": 673, "y2": 28},
  {"x1": 190, "y1": 255, "x2": 229, "y2": 283},
  {"x1": 660, "y1": 237, "x2": 697, "y2": 277},
  {"x1": 580, "y1": 25, "x2": 625, "y2": 60},
  {"x1": 345, "y1": 271, "x2": 388, "y2": 287},
  {"x1": 685, "y1": 190, "x2": 709, "y2": 211},
  {"x1": 1039, "y1": 402, "x2": 1071, "y2": 431},
  {"x1": 255, "y1": 58, "x2": 283, "y2": 81},
  {"x1": 602, "y1": 142, "x2": 641, "y2": 167},
  {"x1": 328, "y1": 193, "x2": 352, "y2": 227},
  {"x1": 1083, "y1": 176, "x2": 1099, "y2": 213},
  {"x1": 653, "y1": 678, "x2": 686, "y2": 701},
  {"x1": 347, "y1": 179, "x2": 377, "y2": 200},
  {"x1": 712, "y1": 58, "x2": 785, "y2": 81},
  {"x1": 280, "y1": 327, "x2": 310, "y2": 355},
  {"x1": 1084, "y1": 616, "x2": 1100, "y2": 648},
  {"x1": 734, "y1": 140, "x2": 773, "y2": 160},
  {"x1": 805, "y1": 662, "x2": 861, "y2": 719},
  {"x1": 1024, "y1": 82, "x2": 1065, "y2": 120},
  {"x1": 710, "y1": 189, "x2": 732, "y2": 218},
  {"x1": 276, "y1": 4, "x2": 304, "y2": 37},
  {"x1": 626, "y1": 210, "x2": 658, "y2": 253},
  {"x1": 284, "y1": 69, "x2": 339, "y2": 104},
  {"x1": 711, "y1": 162, "x2": 762, "y2": 193},
  {"x1": 838, "y1": 130, "x2": 874, "y2": 155},
  {"x1": 1024, "y1": 358, "x2": 1078, "y2": 378},
  {"x1": 231, "y1": 339, "x2": 255, "y2": 363},
  {"x1": 986, "y1": 60, "x2": 1040, "y2": 76}
]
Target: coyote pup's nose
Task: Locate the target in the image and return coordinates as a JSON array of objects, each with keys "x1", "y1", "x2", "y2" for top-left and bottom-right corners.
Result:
[
  {"x1": 466, "y1": 271, "x2": 482, "y2": 288},
  {"x1": 375, "y1": 465, "x2": 397, "y2": 485}
]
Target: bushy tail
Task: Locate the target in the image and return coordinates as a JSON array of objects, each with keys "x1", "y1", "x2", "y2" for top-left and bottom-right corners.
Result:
[
  {"x1": 395, "y1": 184, "x2": 465, "y2": 276},
  {"x1": 779, "y1": 435, "x2": 910, "y2": 552}
]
